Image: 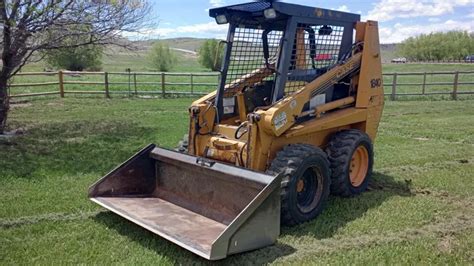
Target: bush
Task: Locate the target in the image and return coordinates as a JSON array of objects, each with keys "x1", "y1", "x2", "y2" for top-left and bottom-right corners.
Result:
[
  {"x1": 198, "y1": 39, "x2": 224, "y2": 71},
  {"x1": 44, "y1": 44, "x2": 103, "y2": 71},
  {"x1": 149, "y1": 42, "x2": 177, "y2": 72},
  {"x1": 397, "y1": 31, "x2": 474, "y2": 61}
]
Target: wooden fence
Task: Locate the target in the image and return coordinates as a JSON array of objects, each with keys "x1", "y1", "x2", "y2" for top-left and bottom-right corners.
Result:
[
  {"x1": 389, "y1": 59, "x2": 474, "y2": 64},
  {"x1": 8, "y1": 70, "x2": 474, "y2": 100},
  {"x1": 385, "y1": 71, "x2": 474, "y2": 100},
  {"x1": 9, "y1": 71, "x2": 217, "y2": 98}
]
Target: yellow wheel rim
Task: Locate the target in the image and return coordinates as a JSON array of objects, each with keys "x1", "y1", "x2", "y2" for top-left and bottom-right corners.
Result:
[
  {"x1": 296, "y1": 179, "x2": 305, "y2": 193},
  {"x1": 349, "y1": 145, "x2": 369, "y2": 187}
]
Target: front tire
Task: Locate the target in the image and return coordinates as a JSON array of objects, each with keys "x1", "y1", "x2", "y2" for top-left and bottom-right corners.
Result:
[
  {"x1": 266, "y1": 144, "x2": 331, "y2": 226},
  {"x1": 326, "y1": 130, "x2": 374, "y2": 197}
]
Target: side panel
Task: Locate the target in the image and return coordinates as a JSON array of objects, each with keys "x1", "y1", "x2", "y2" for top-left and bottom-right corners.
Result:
[{"x1": 356, "y1": 21, "x2": 384, "y2": 140}]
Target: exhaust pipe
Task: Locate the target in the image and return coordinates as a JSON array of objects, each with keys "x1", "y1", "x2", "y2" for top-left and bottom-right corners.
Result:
[{"x1": 89, "y1": 144, "x2": 281, "y2": 260}]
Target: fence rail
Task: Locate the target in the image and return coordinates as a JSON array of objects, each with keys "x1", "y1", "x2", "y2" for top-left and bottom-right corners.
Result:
[
  {"x1": 388, "y1": 59, "x2": 474, "y2": 64},
  {"x1": 8, "y1": 70, "x2": 474, "y2": 100}
]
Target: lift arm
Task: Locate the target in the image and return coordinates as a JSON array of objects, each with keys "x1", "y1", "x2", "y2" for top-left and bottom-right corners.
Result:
[{"x1": 257, "y1": 52, "x2": 362, "y2": 137}]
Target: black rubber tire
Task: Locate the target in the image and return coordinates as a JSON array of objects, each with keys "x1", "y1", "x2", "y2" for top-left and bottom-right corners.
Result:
[
  {"x1": 266, "y1": 144, "x2": 331, "y2": 226},
  {"x1": 325, "y1": 129, "x2": 374, "y2": 197},
  {"x1": 175, "y1": 134, "x2": 189, "y2": 153}
]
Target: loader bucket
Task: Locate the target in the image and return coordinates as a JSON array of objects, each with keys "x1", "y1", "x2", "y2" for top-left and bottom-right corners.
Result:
[{"x1": 89, "y1": 144, "x2": 281, "y2": 260}]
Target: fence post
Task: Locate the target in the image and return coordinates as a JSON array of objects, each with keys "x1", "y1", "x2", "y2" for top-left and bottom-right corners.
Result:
[
  {"x1": 127, "y1": 70, "x2": 131, "y2": 97},
  {"x1": 161, "y1": 72, "x2": 165, "y2": 98},
  {"x1": 190, "y1": 73, "x2": 194, "y2": 94},
  {"x1": 133, "y1": 73, "x2": 137, "y2": 95},
  {"x1": 422, "y1": 72, "x2": 427, "y2": 95},
  {"x1": 391, "y1": 73, "x2": 397, "y2": 101},
  {"x1": 104, "y1": 72, "x2": 110, "y2": 98},
  {"x1": 452, "y1": 71, "x2": 459, "y2": 100},
  {"x1": 58, "y1": 70, "x2": 64, "y2": 98}
]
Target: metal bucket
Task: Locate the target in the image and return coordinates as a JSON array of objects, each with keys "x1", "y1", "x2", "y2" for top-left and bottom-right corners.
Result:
[{"x1": 89, "y1": 144, "x2": 281, "y2": 260}]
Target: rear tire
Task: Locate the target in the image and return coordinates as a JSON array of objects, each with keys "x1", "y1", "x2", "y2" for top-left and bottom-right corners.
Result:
[
  {"x1": 325, "y1": 130, "x2": 373, "y2": 197},
  {"x1": 266, "y1": 144, "x2": 331, "y2": 226}
]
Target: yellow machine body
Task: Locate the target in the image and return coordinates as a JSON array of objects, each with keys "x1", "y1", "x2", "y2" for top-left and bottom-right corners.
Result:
[{"x1": 188, "y1": 21, "x2": 383, "y2": 172}]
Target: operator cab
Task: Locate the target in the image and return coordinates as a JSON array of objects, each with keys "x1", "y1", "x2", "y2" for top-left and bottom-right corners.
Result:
[{"x1": 209, "y1": 1, "x2": 360, "y2": 126}]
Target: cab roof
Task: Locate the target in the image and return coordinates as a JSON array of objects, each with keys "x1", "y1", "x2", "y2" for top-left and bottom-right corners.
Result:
[{"x1": 209, "y1": 1, "x2": 360, "y2": 25}]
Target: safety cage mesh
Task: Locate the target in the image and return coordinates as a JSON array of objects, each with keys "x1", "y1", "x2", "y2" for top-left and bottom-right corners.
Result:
[
  {"x1": 285, "y1": 24, "x2": 345, "y2": 95},
  {"x1": 224, "y1": 27, "x2": 284, "y2": 95}
]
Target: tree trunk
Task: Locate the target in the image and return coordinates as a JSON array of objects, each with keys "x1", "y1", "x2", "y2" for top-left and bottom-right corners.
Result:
[{"x1": 0, "y1": 79, "x2": 9, "y2": 134}]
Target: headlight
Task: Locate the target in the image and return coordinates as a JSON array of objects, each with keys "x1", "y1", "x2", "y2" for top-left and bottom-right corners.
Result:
[
  {"x1": 264, "y1": 8, "x2": 277, "y2": 19},
  {"x1": 215, "y1": 14, "x2": 228, "y2": 24}
]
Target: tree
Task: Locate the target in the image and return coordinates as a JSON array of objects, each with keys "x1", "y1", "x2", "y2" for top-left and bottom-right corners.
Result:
[
  {"x1": 0, "y1": 0, "x2": 152, "y2": 134},
  {"x1": 198, "y1": 39, "x2": 224, "y2": 71},
  {"x1": 43, "y1": 43, "x2": 103, "y2": 71},
  {"x1": 149, "y1": 42, "x2": 176, "y2": 72},
  {"x1": 397, "y1": 31, "x2": 474, "y2": 61}
]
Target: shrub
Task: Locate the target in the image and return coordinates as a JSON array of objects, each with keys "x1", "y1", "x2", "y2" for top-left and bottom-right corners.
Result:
[
  {"x1": 44, "y1": 44, "x2": 103, "y2": 71},
  {"x1": 397, "y1": 31, "x2": 474, "y2": 61},
  {"x1": 198, "y1": 39, "x2": 224, "y2": 71},
  {"x1": 149, "y1": 42, "x2": 177, "y2": 72}
]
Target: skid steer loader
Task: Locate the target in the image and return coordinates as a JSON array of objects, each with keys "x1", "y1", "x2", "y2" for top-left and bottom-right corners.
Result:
[{"x1": 89, "y1": 1, "x2": 384, "y2": 260}]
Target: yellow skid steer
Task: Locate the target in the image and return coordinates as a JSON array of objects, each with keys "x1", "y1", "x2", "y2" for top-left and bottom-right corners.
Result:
[{"x1": 89, "y1": 1, "x2": 384, "y2": 260}]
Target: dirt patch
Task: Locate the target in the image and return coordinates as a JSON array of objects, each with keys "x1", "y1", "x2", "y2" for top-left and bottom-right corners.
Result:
[
  {"x1": 65, "y1": 137, "x2": 87, "y2": 144},
  {"x1": 47, "y1": 102, "x2": 64, "y2": 107},
  {"x1": 0, "y1": 210, "x2": 106, "y2": 229},
  {"x1": 437, "y1": 232, "x2": 457, "y2": 254},
  {"x1": 414, "y1": 137, "x2": 430, "y2": 141},
  {"x1": 0, "y1": 128, "x2": 26, "y2": 138},
  {"x1": 10, "y1": 102, "x2": 32, "y2": 108}
]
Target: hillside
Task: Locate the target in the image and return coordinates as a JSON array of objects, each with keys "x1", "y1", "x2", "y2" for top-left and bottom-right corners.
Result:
[{"x1": 19, "y1": 37, "x2": 399, "y2": 72}]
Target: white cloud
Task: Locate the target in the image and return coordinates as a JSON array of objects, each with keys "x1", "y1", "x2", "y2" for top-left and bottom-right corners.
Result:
[
  {"x1": 127, "y1": 22, "x2": 228, "y2": 39},
  {"x1": 428, "y1": 17, "x2": 441, "y2": 22},
  {"x1": 336, "y1": 5, "x2": 350, "y2": 12},
  {"x1": 367, "y1": 0, "x2": 474, "y2": 21},
  {"x1": 379, "y1": 19, "x2": 474, "y2": 43},
  {"x1": 209, "y1": 0, "x2": 225, "y2": 7}
]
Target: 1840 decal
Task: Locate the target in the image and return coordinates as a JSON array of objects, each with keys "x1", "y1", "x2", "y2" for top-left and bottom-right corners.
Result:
[{"x1": 370, "y1": 78, "x2": 382, "y2": 88}]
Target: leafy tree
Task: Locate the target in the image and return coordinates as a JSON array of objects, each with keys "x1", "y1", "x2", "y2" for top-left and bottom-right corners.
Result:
[
  {"x1": 199, "y1": 39, "x2": 224, "y2": 71},
  {"x1": 149, "y1": 42, "x2": 177, "y2": 72},
  {"x1": 0, "y1": 0, "x2": 151, "y2": 134},
  {"x1": 43, "y1": 40, "x2": 103, "y2": 71},
  {"x1": 397, "y1": 31, "x2": 474, "y2": 61}
]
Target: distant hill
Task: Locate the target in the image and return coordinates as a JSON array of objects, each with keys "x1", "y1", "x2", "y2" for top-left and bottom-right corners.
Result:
[
  {"x1": 133, "y1": 37, "x2": 210, "y2": 53},
  {"x1": 132, "y1": 37, "x2": 399, "y2": 62}
]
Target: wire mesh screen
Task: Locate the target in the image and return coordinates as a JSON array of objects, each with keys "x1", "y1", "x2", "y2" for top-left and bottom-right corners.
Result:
[
  {"x1": 285, "y1": 24, "x2": 345, "y2": 94},
  {"x1": 224, "y1": 27, "x2": 283, "y2": 95}
]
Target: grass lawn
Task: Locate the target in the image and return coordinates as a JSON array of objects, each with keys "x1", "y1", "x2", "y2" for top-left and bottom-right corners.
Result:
[{"x1": 1, "y1": 97, "x2": 473, "y2": 264}]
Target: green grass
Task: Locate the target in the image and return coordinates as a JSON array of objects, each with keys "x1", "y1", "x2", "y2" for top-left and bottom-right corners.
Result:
[{"x1": 1, "y1": 97, "x2": 473, "y2": 264}]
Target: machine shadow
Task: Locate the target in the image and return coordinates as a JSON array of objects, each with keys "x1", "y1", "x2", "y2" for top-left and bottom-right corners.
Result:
[
  {"x1": 281, "y1": 171, "x2": 413, "y2": 239},
  {"x1": 92, "y1": 171, "x2": 409, "y2": 264},
  {"x1": 93, "y1": 212, "x2": 295, "y2": 265}
]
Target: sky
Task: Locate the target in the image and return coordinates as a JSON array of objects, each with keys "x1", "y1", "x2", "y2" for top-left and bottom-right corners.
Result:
[{"x1": 134, "y1": 0, "x2": 474, "y2": 43}]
